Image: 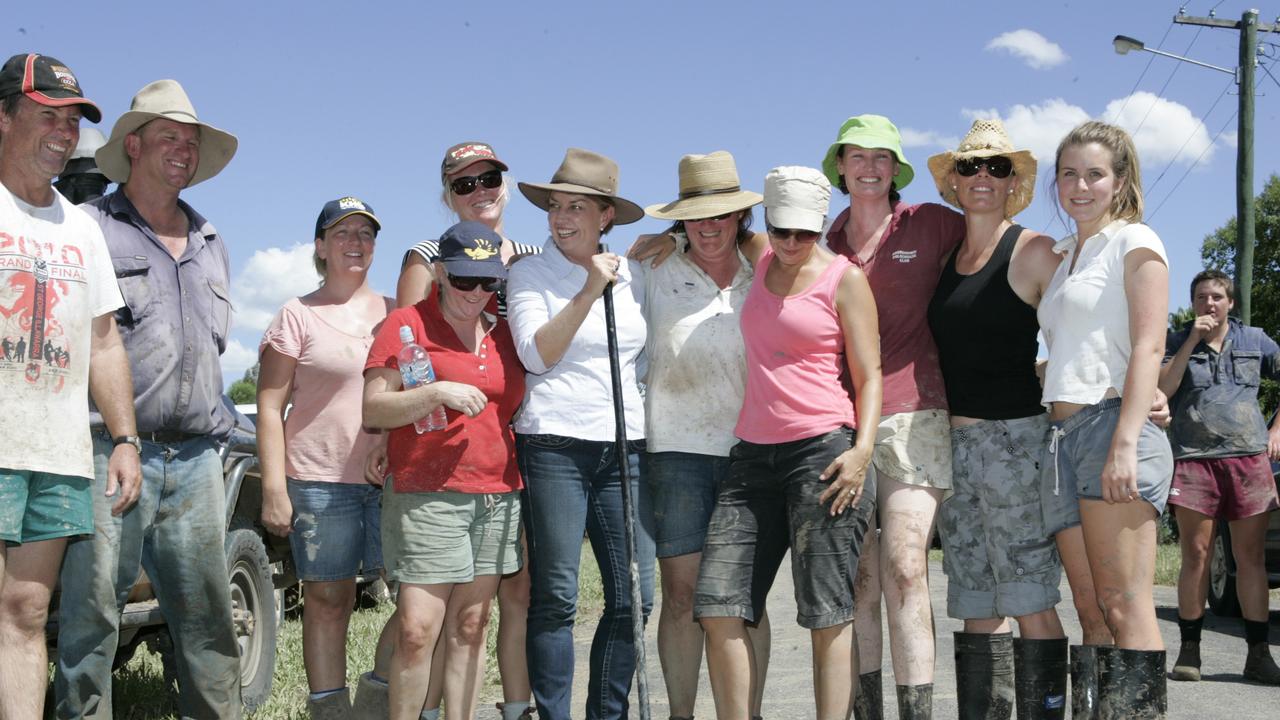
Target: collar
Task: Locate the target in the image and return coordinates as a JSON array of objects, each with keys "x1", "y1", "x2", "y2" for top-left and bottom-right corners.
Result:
[
  {"x1": 102, "y1": 189, "x2": 219, "y2": 249},
  {"x1": 1052, "y1": 218, "x2": 1129, "y2": 255}
]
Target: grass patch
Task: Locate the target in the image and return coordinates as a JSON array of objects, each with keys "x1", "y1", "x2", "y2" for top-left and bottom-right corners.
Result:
[{"x1": 110, "y1": 541, "x2": 609, "y2": 718}]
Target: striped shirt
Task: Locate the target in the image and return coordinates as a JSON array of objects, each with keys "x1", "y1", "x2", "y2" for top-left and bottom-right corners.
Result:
[{"x1": 403, "y1": 237, "x2": 541, "y2": 317}]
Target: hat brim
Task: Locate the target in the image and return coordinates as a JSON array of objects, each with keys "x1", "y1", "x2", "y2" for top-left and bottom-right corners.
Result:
[
  {"x1": 645, "y1": 190, "x2": 762, "y2": 221},
  {"x1": 441, "y1": 257, "x2": 508, "y2": 279},
  {"x1": 96, "y1": 110, "x2": 238, "y2": 186},
  {"x1": 926, "y1": 149, "x2": 1037, "y2": 219},
  {"x1": 445, "y1": 157, "x2": 509, "y2": 181},
  {"x1": 765, "y1": 206, "x2": 826, "y2": 234},
  {"x1": 518, "y1": 181, "x2": 644, "y2": 225},
  {"x1": 320, "y1": 210, "x2": 381, "y2": 235},
  {"x1": 822, "y1": 141, "x2": 914, "y2": 191},
  {"x1": 27, "y1": 92, "x2": 102, "y2": 124}
]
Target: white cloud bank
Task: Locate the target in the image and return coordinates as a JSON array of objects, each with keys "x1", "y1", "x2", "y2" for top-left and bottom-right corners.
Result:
[
  {"x1": 232, "y1": 243, "x2": 321, "y2": 333},
  {"x1": 899, "y1": 128, "x2": 960, "y2": 150},
  {"x1": 986, "y1": 30, "x2": 1069, "y2": 70}
]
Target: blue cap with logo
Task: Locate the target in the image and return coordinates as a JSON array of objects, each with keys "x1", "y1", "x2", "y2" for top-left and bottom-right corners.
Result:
[
  {"x1": 315, "y1": 196, "x2": 380, "y2": 238},
  {"x1": 438, "y1": 221, "x2": 507, "y2": 279}
]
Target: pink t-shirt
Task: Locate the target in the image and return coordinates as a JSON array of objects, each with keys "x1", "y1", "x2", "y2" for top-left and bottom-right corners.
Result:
[
  {"x1": 735, "y1": 246, "x2": 857, "y2": 444},
  {"x1": 261, "y1": 296, "x2": 392, "y2": 484},
  {"x1": 824, "y1": 202, "x2": 963, "y2": 416}
]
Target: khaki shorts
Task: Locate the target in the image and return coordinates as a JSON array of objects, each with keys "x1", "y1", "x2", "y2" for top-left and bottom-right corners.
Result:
[
  {"x1": 872, "y1": 409, "x2": 953, "y2": 490},
  {"x1": 382, "y1": 482, "x2": 522, "y2": 586}
]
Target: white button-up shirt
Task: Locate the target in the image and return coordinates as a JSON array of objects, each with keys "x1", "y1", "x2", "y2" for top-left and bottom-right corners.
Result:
[{"x1": 506, "y1": 238, "x2": 647, "y2": 441}]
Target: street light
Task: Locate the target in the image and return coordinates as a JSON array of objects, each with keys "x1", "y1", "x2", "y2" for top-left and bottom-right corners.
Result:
[{"x1": 1113, "y1": 8, "x2": 1272, "y2": 324}]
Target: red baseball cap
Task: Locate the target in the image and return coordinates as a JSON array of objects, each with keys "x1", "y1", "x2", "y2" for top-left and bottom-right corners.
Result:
[{"x1": 0, "y1": 53, "x2": 101, "y2": 123}]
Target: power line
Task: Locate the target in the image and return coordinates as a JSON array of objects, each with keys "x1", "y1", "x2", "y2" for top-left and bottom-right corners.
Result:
[
  {"x1": 1133, "y1": 25, "x2": 1206, "y2": 136},
  {"x1": 1148, "y1": 108, "x2": 1238, "y2": 222},
  {"x1": 1146, "y1": 76, "x2": 1234, "y2": 193},
  {"x1": 1115, "y1": 15, "x2": 1178, "y2": 119}
]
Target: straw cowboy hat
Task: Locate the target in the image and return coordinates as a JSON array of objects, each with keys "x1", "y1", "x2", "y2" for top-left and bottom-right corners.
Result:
[
  {"x1": 518, "y1": 148, "x2": 644, "y2": 225},
  {"x1": 96, "y1": 79, "x2": 238, "y2": 187},
  {"x1": 645, "y1": 151, "x2": 762, "y2": 221},
  {"x1": 927, "y1": 119, "x2": 1036, "y2": 218}
]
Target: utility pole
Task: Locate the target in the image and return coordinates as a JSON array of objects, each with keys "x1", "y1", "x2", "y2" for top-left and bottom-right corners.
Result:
[{"x1": 1174, "y1": 9, "x2": 1277, "y2": 324}]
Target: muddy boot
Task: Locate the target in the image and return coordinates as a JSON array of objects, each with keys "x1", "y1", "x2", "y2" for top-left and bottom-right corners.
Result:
[
  {"x1": 1013, "y1": 638, "x2": 1067, "y2": 719},
  {"x1": 1070, "y1": 645, "x2": 1101, "y2": 720},
  {"x1": 895, "y1": 683, "x2": 933, "y2": 720},
  {"x1": 1098, "y1": 648, "x2": 1165, "y2": 720},
  {"x1": 352, "y1": 672, "x2": 390, "y2": 720},
  {"x1": 307, "y1": 688, "x2": 353, "y2": 720},
  {"x1": 1168, "y1": 640, "x2": 1200, "y2": 681},
  {"x1": 1243, "y1": 643, "x2": 1280, "y2": 685},
  {"x1": 853, "y1": 670, "x2": 883, "y2": 720},
  {"x1": 955, "y1": 632, "x2": 1014, "y2": 719}
]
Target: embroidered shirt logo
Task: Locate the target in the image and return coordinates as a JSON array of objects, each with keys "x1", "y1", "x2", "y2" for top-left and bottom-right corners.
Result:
[{"x1": 891, "y1": 250, "x2": 917, "y2": 263}]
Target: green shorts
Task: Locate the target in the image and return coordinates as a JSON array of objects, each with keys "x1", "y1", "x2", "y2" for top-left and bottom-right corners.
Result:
[
  {"x1": 0, "y1": 468, "x2": 92, "y2": 544},
  {"x1": 382, "y1": 482, "x2": 522, "y2": 585}
]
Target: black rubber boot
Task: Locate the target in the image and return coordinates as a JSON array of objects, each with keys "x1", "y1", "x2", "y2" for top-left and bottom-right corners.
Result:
[
  {"x1": 955, "y1": 632, "x2": 1014, "y2": 719},
  {"x1": 1098, "y1": 648, "x2": 1166, "y2": 720},
  {"x1": 1169, "y1": 640, "x2": 1201, "y2": 681},
  {"x1": 1014, "y1": 638, "x2": 1068, "y2": 719},
  {"x1": 895, "y1": 683, "x2": 933, "y2": 720},
  {"x1": 1070, "y1": 645, "x2": 1101, "y2": 720},
  {"x1": 853, "y1": 669, "x2": 883, "y2": 720}
]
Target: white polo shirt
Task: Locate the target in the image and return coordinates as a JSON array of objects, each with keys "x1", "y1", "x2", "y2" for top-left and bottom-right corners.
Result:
[
  {"x1": 1038, "y1": 219, "x2": 1168, "y2": 405},
  {"x1": 642, "y1": 236, "x2": 752, "y2": 456},
  {"x1": 506, "y1": 238, "x2": 647, "y2": 441}
]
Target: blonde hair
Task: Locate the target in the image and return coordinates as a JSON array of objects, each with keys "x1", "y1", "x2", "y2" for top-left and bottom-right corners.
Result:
[{"x1": 1053, "y1": 120, "x2": 1144, "y2": 224}]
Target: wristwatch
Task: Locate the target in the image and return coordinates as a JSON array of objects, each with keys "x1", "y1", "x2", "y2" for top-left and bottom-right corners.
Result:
[{"x1": 113, "y1": 435, "x2": 142, "y2": 453}]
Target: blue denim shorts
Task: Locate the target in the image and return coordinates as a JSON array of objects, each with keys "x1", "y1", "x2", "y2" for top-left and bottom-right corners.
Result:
[
  {"x1": 0, "y1": 468, "x2": 92, "y2": 544},
  {"x1": 1041, "y1": 398, "x2": 1174, "y2": 536},
  {"x1": 286, "y1": 478, "x2": 383, "y2": 582},
  {"x1": 644, "y1": 451, "x2": 728, "y2": 558}
]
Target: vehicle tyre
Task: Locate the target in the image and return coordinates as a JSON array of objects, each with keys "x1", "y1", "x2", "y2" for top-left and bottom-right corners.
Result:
[
  {"x1": 1208, "y1": 520, "x2": 1241, "y2": 617},
  {"x1": 226, "y1": 524, "x2": 278, "y2": 710}
]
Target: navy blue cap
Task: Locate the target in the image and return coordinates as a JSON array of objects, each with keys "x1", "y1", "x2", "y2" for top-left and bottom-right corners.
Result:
[
  {"x1": 315, "y1": 196, "x2": 380, "y2": 238},
  {"x1": 438, "y1": 221, "x2": 507, "y2": 279}
]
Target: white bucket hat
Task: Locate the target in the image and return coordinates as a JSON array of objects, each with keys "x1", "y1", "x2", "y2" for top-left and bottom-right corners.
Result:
[{"x1": 763, "y1": 166, "x2": 831, "y2": 233}]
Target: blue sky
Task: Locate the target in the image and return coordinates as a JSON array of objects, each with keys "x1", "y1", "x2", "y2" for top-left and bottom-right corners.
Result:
[{"x1": 11, "y1": 1, "x2": 1280, "y2": 386}]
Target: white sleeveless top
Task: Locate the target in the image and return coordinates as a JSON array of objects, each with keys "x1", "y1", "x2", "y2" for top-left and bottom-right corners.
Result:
[{"x1": 1038, "y1": 219, "x2": 1167, "y2": 405}]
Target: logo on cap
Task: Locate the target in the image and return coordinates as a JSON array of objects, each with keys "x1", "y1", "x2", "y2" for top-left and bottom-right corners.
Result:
[
  {"x1": 464, "y1": 237, "x2": 499, "y2": 260},
  {"x1": 451, "y1": 144, "x2": 494, "y2": 162},
  {"x1": 337, "y1": 197, "x2": 366, "y2": 211},
  {"x1": 50, "y1": 65, "x2": 79, "y2": 92}
]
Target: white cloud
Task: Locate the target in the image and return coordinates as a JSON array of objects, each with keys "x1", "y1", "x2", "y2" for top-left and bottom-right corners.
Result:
[
  {"x1": 232, "y1": 243, "x2": 320, "y2": 333},
  {"x1": 1220, "y1": 131, "x2": 1238, "y2": 149},
  {"x1": 1102, "y1": 91, "x2": 1215, "y2": 166},
  {"x1": 221, "y1": 338, "x2": 259, "y2": 382},
  {"x1": 962, "y1": 99, "x2": 1091, "y2": 161},
  {"x1": 899, "y1": 128, "x2": 960, "y2": 149},
  {"x1": 986, "y1": 30, "x2": 1069, "y2": 70}
]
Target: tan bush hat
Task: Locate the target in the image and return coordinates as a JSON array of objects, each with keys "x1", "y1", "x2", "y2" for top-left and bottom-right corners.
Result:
[
  {"x1": 645, "y1": 151, "x2": 762, "y2": 221},
  {"x1": 926, "y1": 119, "x2": 1036, "y2": 218},
  {"x1": 96, "y1": 79, "x2": 238, "y2": 187},
  {"x1": 518, "y1": 148, "x2": 644, "y2": 225},
  {"x1": 763, "y1": 166, "x2": 831, "y2": 233}
]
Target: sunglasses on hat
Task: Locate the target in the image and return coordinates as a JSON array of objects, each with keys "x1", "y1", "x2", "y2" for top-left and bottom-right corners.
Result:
[
  {"x1": 447, "y1": 274, "x2": 504, "y2": 293},
  {"x1": 450, "y1": 169, "x2": 503, "y2": 196},
  {"x1": 955, "y1": 156, "x2": 1014, "y2": 179},
  {"x1": 766, "y1": 224, "x2": 820, "y2": 243}
]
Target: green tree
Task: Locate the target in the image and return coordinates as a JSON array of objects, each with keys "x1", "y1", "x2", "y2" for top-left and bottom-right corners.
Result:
[
  {"x1": 227, "y1": 363, "x2": 259, "y2": 406},
  {"x1": 1200, "y1": 173, "x2": 1280, "y2": 413}
]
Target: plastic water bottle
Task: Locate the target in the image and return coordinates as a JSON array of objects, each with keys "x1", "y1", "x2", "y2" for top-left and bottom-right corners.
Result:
[{"x1": 396, "y1": 326, "x2": 448, "y2": 433}]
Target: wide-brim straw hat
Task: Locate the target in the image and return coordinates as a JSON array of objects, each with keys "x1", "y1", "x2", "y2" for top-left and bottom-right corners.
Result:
[
  {"x1": 518, "y1": 148, "x2": 644, "y2": 225},
  {"x1": 96, "y1": 79, "x2": 238, "y2": 187},
  {"x1": 927, "y1": 119, "x2": 1036, "y2": 218},
  {"x1": 645, "y1": 151, "x2": 762, "y2": 221}
]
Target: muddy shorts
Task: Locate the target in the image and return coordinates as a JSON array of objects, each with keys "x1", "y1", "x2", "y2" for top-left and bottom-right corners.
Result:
[
  {"x1": 1168, "y1": 453, "x2": 1280, "y2": 521},
  {"x1": 286, "y1": 478, "x2": 383, "y2": 582},
  {"x1": 1041, "y1": 398, "x2": 1174, "y2": 536},
  {"x1": 940, "y1": 416, "x2": 1062, "y2": 620},
  {"x1": 382, "y1": 480, "x2": 522, "y2": 586},
  {"x1": 0, "y1": 468, "x2": 92, "y2": 544},
  {"x1": 694, "y1": 427, "x2": 877, "y2": 630},
  {"x1": 645, "y1": 451, "x2": 728, "y2": 558},
  {"x1": 872, "y1": 409, "x2": 953, "y2": 490}
]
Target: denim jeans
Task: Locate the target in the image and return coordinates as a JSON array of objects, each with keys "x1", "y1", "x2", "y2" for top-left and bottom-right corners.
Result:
[
  {"x1": 54, "y1": 433, "x2": 241, "y2": 720},
  {"x1": 518, "y1": 434, "x2": 655, "y2": 720}
]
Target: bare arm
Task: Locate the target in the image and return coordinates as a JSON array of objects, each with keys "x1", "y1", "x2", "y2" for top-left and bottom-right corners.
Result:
[
  {"x1": 87, "y1": 313, "x2": 141, "y2": 515},
  {"x1": 362, "y1": 367, "x2": 487, "y2": 429},
  {"x1": 256, "y1": 345, "x2": 297, "y2": 536},
  {"x1": 396, "y1": 255, "x2": 434, "y2": 308},
  {"x1": 819, "y1": 265, "x2": 882, "y2": 515},
  {"x1": 1101, "y1": 248, "x2": 1168, "y2": 503},
  {"x1": 739, "y1": 231, "x2": 768, "y2": 266}
]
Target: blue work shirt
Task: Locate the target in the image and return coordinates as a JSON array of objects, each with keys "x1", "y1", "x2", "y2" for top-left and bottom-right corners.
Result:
[
  {"x1": 85, "y1": 190, "x2": 235, "y2": 439},
  {"x1": 1166, "y1": 317, "x2": 1280, "y2": 459}
]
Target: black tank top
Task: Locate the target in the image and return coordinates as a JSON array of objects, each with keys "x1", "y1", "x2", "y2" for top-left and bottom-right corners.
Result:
[{"x1": 927, "y1": 224, "x2": 1044, "y2": 419}]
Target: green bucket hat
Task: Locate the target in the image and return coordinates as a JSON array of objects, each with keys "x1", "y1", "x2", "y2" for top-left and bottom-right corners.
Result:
[{"x1": 821, "y1": 114, "x2": 914, "y2": 191}]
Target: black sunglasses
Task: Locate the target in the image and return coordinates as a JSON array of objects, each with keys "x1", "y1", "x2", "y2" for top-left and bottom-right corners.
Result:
[
  {"x1": 688, "y1": 212, "x2": 733, "y2": 222},
  {"x1": 766, "y1": 224, "x2": 820, "y2": 243},
  {"x1": 447, "y1": 274, "x2": 504, "y2": 293},
  {"x1": 955, "y1": 156, "x2": 1014, "y2": 178},
  {"x1": 449, "y1": 169, "x2": 503, "y2": 196}
]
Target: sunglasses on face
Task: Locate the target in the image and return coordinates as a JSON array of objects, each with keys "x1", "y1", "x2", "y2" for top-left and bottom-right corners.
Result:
[
  {"x1": 955, "y1": 156, "x2": 1014, "y2": 178},
  {"x1": 688, "y1": 212, "x2": 733, "y2": 223},
  {"x1": 449, "y1": 170, "x2": 503, "y2": 196},
  {"x1": 766, "y1": 224, "x2": 821, "y2": 243},
  {"x1": 447, "y1": 274, "x2": 504, "y2": 293}
]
